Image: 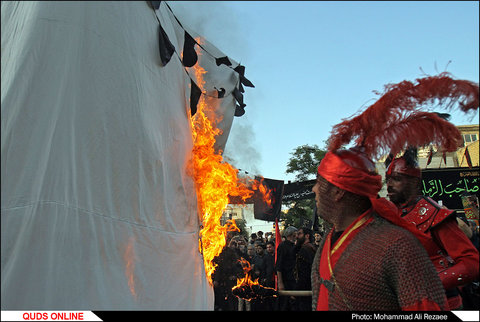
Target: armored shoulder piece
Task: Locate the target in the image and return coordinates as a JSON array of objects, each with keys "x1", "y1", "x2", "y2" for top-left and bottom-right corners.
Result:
[{"x1": 402, "y1": 196, "x2": 455, "y2": 233}]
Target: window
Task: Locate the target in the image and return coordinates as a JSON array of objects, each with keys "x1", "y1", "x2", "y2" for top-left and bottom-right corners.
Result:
[{"x1": 463, "y1": 134, "x2": 478, "y2": 145}]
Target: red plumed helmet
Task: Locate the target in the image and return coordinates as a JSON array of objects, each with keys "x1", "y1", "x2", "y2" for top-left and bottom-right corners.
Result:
[
  {"x1": 327, "y1": 72, "x2": 479, "y2": 160},
  {"x1": 386, "y1": 157, "x2": 421, "y2": 178},
  {"x1": 336, "y1": 147, "x2": 377, "y2": 175}
]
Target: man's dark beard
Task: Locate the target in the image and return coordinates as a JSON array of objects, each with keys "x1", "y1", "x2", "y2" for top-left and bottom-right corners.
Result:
[
  {"x1": 297, "y1": 235, "x2": 305, "y2": 246},
  {"x1": 387, "y1": 188, "x2": 408, "y2": 206},
  {"x1": 388, "y1": 177, "x2": 421, "y2": 207}
]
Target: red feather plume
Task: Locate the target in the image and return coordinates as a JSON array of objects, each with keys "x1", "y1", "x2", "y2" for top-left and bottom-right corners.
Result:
[{"x1": 327, "y1": 72, "x2": 479, "y2": 159}]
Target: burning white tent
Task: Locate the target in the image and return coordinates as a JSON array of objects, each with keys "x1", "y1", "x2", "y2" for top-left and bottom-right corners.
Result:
[{"x1": 1, "y1": 1, "x2": 251, "y2": 310}]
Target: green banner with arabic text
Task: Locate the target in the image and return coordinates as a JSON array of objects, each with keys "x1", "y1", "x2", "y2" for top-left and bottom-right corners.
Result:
[{"x1": 421, "y1": 167, "x2": 479, "y2": 215}]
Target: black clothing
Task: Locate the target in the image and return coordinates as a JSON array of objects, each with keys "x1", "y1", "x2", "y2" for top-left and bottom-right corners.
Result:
[
  {"x1": 212, "y1": 246, "x2": 244, "y2": 311},
  {"x1": 276, "y1": 240, "x2": 297, "y2": 311},
  {"x1": 264, "y1": 252, "x2": 276, "y2": 288},
  {"x1": 295, "y1": 242, "x2": 316, "y2": 311},
  {"x1": 276, "y1": 240, "x2": 296, "y2": 286},
  {"x1": 252, "y1": 253, "x2": 267, "y2": 281}
]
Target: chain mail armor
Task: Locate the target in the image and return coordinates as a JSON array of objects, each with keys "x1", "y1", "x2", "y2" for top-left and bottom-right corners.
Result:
[{"x1": 312, "y1": 213, "x2": 447, "y2": 311}]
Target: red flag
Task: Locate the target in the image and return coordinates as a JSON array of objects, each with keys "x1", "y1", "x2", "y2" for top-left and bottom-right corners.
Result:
[
  {"x1": 275, "y1": 218, "x2": 281, "y2": 262},
  {"x1": 274, "y1": 217, "x2": 281, "y2": 288},
  {"x1": 464, "y1": 147, "x2": 473, "y2": 168}
]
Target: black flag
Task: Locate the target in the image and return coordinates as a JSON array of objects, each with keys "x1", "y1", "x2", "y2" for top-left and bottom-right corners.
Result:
[{"x1": 253, "y1": 178, "x2": 284, "y2": 222}]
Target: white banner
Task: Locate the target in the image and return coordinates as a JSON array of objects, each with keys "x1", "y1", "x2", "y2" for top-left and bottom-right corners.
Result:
[{"x1": 1, "y1": 311, "x2": 102, "y2": 322}]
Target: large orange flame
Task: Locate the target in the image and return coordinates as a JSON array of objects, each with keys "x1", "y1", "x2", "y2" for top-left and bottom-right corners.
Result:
[{"x1": 188, "y1": 38, "x2": 268, "y2": 284}]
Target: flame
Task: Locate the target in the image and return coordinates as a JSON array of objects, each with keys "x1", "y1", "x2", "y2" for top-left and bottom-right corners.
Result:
[
  {"x1": 188, "y1": 38, "x2": 276, "y2": 286},
  {"x1": 252, "y1": 178, "x2": 274, "y2": 208},
  {"x1": 188, "y1": 38, "x2": 256, "y2": 284},
  {"x1": 234, "y1": 258, "x2": 260, "y2": 288},
  {"x1": 232, "y1": 257, "x2": 277, "y2": 301},
  {"x1": 123, "y1": 237, "x2": 137, "y2": 300}
]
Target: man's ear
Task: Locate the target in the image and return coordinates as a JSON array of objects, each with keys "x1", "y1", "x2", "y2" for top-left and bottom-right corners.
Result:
[{"x1": 332, "y1": 186, "x2": 346, "y2": 202}]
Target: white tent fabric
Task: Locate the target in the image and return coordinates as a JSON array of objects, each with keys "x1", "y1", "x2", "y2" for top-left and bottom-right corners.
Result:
[{"x1": 1, "y1": 1, "x2": 241, "y2": 310}]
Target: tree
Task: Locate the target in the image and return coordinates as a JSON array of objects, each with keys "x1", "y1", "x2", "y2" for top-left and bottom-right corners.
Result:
[
  {"x1": 282, "y1": 199, "x2": 315, "y2": 228},
  {"x1": 281, "y1": 199, "x2": 329, "y2": 233},
  {"x1": 283, "y1": 144, "x2": 328, "y2": 231},
  {"x1": 286, "y1": 144, "x2": 327, "y2": 181}
]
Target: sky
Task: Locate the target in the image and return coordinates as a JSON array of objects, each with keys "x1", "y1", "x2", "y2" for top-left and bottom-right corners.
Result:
[{"x1": 169, "y1": 1, "x2": 479, "y2": 183}]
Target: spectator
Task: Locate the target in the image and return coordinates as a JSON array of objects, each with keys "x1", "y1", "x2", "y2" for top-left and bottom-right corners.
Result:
[
  {"x1": 458, "y1": 219, "x2": 480, "y2": 310},
  {"x1": 294, "y1": 227, "x2": 316, "y2": 311},
  {"x1": 249, "y1": 233, "x2": 257, "y2": 245},
  {"x1": 314, "y1": 232, "x2": 322, "y2": 248},
  {"x1": 212, "y1": 241, "x2": 244, "y2": 311},
  {"x1": 251, "y1": 242, "x2": 268, "y2": 311},
  {"x1": 276, "y1": 226, "x2": 298, "y2": 311},
  {"x1": 246, "y1": 244, "x2": 255, "y2": 264},
  {"x1": 252, "y1": 242, "x2": 267, "y2": 282},
  {"x1": 264, "y1": 241, "x2": 276, "y2": 288},
  {"x1": 257, "y1": 231, "x2": 266, "y2": 243}
]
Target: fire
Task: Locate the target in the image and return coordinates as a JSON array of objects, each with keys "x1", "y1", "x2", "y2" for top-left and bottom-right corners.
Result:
[
  {"x1": 232, "y1": 258, "x2": 277, "y2": 301},
  {"x1": 252, "y1": 178, "x2": 274, "y2": 208},
  {"x1": 188, "y1": 38, "x2": 273, "y2": 284},
  {"x1": 123, "y1": 237, "x2": 137, "y2": 300},
  {"x1": 234, "y1": 258, "x2": 260, "y2": 289}
]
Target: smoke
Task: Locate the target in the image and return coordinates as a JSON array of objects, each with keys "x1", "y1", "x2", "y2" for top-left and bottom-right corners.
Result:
[
  {"x1": 166, "y1": 2, "x2": 228, "y2": 33},
  {"x1": 167, "y1": 1, "x2": 260, "y2": 174},
  {"x1": 166, "y1": 1, "x2": 248, "y2": 60},
  {"x1": 223, "y1": 122, "x2": 262, "y2": 177}
]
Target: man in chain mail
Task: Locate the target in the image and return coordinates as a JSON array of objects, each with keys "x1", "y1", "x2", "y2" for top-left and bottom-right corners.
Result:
[
  {"x1": 311, "y1": 147, "x2": 447, "y2": 310},
  {"x1": 310, "y1": 73, "x2": 479, "y2": 310}
]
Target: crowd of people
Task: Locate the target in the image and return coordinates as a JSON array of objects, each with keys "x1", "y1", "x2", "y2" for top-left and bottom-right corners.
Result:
[
  {"x1": 212, "y1": 227, "x2": 324, "y2": 311},
  {"x1": 212, "y1": 207, "x2": 479, "y2": 312}
]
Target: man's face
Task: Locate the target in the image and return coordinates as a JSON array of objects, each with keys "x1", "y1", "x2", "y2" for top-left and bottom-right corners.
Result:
[
  {"x1": 255, "y1": 245, "x2": 264, "y2": 255},
  {"x1": 386, "y1": 172, "x2": 416, "y2": 206},
  {"x1": 312, "y1": 175, "x2": 336, "y2": 224},
  {"x1": 296, "y1": 229, "x2": 305, "y2": 245},
  {"x1": 285, "y1": 231, "x2": 297, "y2": 242},
  {"x1": 266, "y1": 244, "x2": 274, "y2": 254}
]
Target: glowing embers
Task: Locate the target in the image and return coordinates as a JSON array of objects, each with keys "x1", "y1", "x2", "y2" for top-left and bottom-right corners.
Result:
[{"x1": 232, "y1": 258, "x2": 277, "y2": 301}]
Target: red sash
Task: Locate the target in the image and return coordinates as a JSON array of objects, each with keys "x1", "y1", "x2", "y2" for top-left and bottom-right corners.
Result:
[{"x1": 316, "y1": 210, "x2": 373, "y2": 310}]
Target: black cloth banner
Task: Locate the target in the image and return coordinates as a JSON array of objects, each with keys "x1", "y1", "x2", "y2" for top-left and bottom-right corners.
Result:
[
  {"x1": 182, "y1": 31, "x2": 198, "y2": 67},
  {"x1": 282, "y1": 179, "x2": 316, "y2": 202},
  {"x1": 228, "y1": 178, "x2": 284, "y2": 221},
  {"x1": 253, "y1": 178, "x2": 284, "y2": 221},
  {"x1": 157, "y1": 24, "x2": 175, "y2": 66},
  {"x1": 190, "y1": 79, "x2": 202, "y2": 116}
]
